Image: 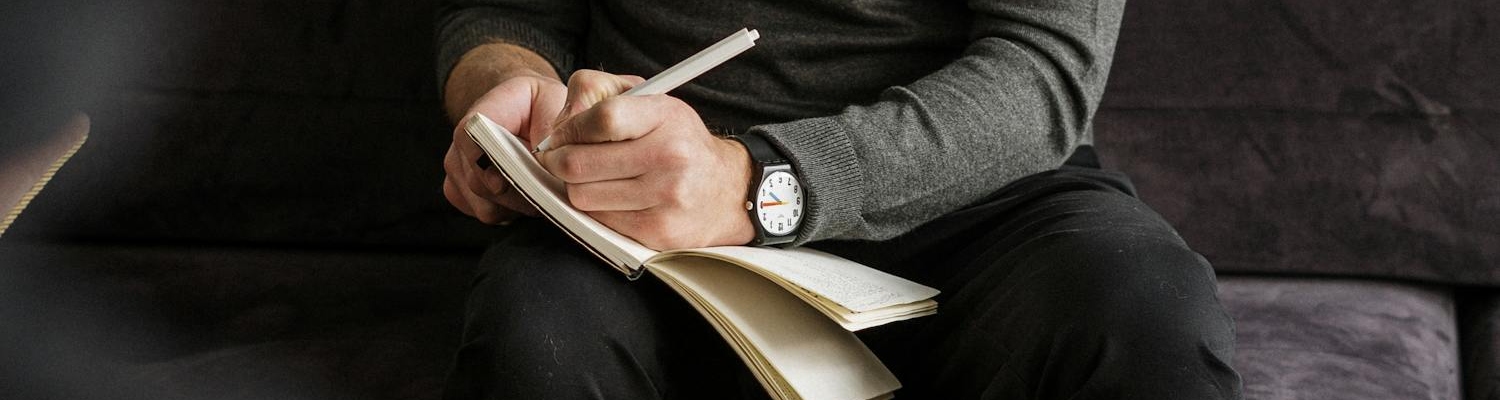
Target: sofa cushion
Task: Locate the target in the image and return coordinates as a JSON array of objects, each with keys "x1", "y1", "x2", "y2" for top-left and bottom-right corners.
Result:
[
  {"x1": 0, "y1": 241, "x2": 473, "y2": 400},
  {"x1": 1094, "y1": 0, "x2": 1500, "y2": 285},
  {"x1": 1217, "y1": 276, "x2": 1460, "y2": 400}
]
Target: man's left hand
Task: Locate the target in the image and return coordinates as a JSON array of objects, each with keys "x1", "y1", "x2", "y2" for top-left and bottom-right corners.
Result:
[{"x1": 536, "y1": 70, "x2": 756, "y2": 250}]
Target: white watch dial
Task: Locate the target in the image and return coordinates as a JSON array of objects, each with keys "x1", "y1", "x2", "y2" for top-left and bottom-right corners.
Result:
[{"x1": 756, "y1": 170, "x2": 803, "y2": 236}]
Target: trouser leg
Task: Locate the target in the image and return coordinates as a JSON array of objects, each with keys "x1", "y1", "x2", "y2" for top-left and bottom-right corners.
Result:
[
  {"x1": 829, "y1": 166, "x2": 1243, "y2": 399},
  {"x1": 444, "y1": 152, "x2": 1241, "y2": 399},
  {"x1": 442, "y1": 219, "x2": 763, "y2": 400}
]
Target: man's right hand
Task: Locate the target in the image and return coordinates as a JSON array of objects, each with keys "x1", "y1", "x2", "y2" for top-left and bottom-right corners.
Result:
[{"x1": 441, "y1": 43, "x2": 566, "y2": 225}]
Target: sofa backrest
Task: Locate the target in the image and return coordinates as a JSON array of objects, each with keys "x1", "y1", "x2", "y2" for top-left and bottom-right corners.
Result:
[
  {"x1": 6, "y1": 1, "x2": 492, "y2": 250},
  {"x1": 9, "y1": 0, "x2": 1497, "y2": 286},
  {"x1": 1094, "y1": 0, "x2": 1500, "y2": 285}
]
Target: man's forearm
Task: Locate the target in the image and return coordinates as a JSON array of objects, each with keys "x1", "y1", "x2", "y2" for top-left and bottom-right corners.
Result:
[
  {"x1": 752, "y1": 0, "x2": 1124, "y2": 245},
  {"x1": 443, "y1": 42, "x2": 559, "y2": 124}
]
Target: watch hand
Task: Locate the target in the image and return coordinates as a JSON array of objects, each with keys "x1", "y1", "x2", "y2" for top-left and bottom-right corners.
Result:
[
  {"x1": 768, "y1": 192, "x2": 783, "y2": 202},
  {"x1": 760, "y1": 201, "x2": 786, "y2": 207}
]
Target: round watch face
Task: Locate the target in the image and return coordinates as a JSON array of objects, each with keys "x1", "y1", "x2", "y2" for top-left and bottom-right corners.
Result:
[{"x1": 755, "y1": 171, "x2": 803, "y2": 236}]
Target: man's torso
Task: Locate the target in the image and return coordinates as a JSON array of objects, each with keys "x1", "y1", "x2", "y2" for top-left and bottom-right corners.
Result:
[{"x1": 579, "y1": 0, "x2": 972, "y2": 132}]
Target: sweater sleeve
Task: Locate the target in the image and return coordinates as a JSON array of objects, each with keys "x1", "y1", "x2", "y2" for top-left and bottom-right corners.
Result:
[
  {"x1": 751, "y1": 0, "x2": 1125, "y2": 245},
  {"x1": 435, "y1": 0, "x2": 589, "y2": 90}
]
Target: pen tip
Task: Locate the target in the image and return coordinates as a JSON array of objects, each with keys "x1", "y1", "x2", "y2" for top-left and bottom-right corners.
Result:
[
  {"x1": 533, "y1": 136, "x2": 552, "y2": 153},
  {"x1": 747, "y1": 29, "x2": 760, "y2": 40}
]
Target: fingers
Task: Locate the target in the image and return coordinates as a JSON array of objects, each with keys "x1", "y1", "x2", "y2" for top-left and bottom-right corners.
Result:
[
  {"x1": 545, "y1": 94, "x2": 684, "y2": 149},
  {"x1": 443, "y1": 74, "x2": 568, "y2": 224},
  {"x1": 445, "y1": 139, "x2": 507, "y2": 203},
  {"x1": 468, "y1": 161, "x2": 509, "y2": 202},
  {"x1": 535, "y1": 140, "x2": 652, "y2": 184},
  {"x1": 444, "y1": 137, "x2": 532, "y2": 223},
  {"x1": 565, "y1": 171, "x2": 696, "y2": 212},
  {"x1": 442, "y1": 176, "x2": 474, "y2": 217},
  {"x1": 444, "y1": 175, "x2": 517, "y2": 224}
]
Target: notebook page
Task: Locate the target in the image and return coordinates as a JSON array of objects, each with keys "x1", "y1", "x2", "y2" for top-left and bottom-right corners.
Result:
[
  {"x1": 647, "y1": 257, "x2": 900, "y2": 400},
  {"x1": 675, "y1": 246, "x2": 939, "y2": 313}
]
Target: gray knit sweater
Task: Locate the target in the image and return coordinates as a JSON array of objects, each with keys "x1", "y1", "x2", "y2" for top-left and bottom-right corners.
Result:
[{"x1": 437, "y1": 0, "x2": 1123, "y2": 245}]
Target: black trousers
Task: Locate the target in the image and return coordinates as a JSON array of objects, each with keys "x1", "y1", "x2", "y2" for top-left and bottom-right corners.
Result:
[{"x1": 443, "y1": 147, "x2": 1243, "y2": 399}]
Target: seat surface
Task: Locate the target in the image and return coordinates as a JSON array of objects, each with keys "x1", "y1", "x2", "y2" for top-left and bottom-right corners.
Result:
[
  {"x1": 1218, "y1": 276, "x2": 1460, "y2": 400},
  {"x1": 0, "y1": 241, "x2": 476, "y2": 400}
]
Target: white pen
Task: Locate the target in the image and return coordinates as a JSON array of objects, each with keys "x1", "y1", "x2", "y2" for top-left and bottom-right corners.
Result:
[{"x1": 531, "y1": 28, "x2": 760, "y2": 153}]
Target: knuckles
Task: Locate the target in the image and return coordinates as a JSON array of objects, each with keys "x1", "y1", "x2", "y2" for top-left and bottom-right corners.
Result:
[
  {"x1": 567, "y1": 70, "x2": 613, "y2": 94},
  {"x1": 551, "y1": 150, "x2": 590, "y2": 182},
  {"x1": 652, "y1": 140, "x2": 695, "y2": 168},
  {"x1": 590, "y1": 99, "x2": 625, "y2": 135},
  {"x1": 442, "y1": 150, "x2": 463, "y2": 176},
  {"x1": 662, "y1": 96, "x2": 692, "y2": 114},
  {"x1": 656, "y1": 178, "x2": 692, "y2": 209},
  {"x1": 658, "y1": 96, "x2": 697, "y2": 127},
  {"x1": 566, "y1": 70, "x2": 627, "y2": 110}
]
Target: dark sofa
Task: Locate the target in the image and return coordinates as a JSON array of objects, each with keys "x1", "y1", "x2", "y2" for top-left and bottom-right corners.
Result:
[{"x1": 3, "y1": 1, "x2": 1496, "y2": 399}]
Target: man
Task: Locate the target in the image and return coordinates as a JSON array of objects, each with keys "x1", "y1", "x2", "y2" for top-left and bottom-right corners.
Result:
[{"x1": 437, "y1": 0, "x2": 1242, "y2": 398}]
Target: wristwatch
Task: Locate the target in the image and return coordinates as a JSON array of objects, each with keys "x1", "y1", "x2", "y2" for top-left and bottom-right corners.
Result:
[{"x1": 729, "y1": 133, "x2": 804, "y2": 246}]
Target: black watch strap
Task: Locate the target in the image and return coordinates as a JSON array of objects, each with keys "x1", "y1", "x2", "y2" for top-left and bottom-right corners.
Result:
[{"x1": 730, "y1": 133, "x2": 786, "y2": 166}]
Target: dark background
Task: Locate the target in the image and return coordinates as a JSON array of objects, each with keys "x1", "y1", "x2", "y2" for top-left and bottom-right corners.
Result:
[
  {"x1": 6, "y1": 1, "x2": 1496, "y2": 278},
  {"x1": 3, "y1": 0, "x2": 1498, "y2": 399}
]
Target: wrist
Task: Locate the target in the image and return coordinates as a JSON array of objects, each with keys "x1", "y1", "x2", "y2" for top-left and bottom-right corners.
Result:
[
  {"x1": 717, "y1": 137, "x2": 758, "y2": 245},
  {"x1": 727, "y1": 133, "x2": 804, "y2": 246}
]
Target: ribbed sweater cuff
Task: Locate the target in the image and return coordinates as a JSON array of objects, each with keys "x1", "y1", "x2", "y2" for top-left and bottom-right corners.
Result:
[
  {"x1": 435, "y1": 8, "x2": 574, "y2": 95},
  {"x1": 750, "y1": 117, "x2": 864, "y2": 246}
]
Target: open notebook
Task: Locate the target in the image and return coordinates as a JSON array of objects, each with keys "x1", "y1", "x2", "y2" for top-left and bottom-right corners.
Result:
[{"x1": 467, "y1": 114, "x2": 939, "y2": 400}]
